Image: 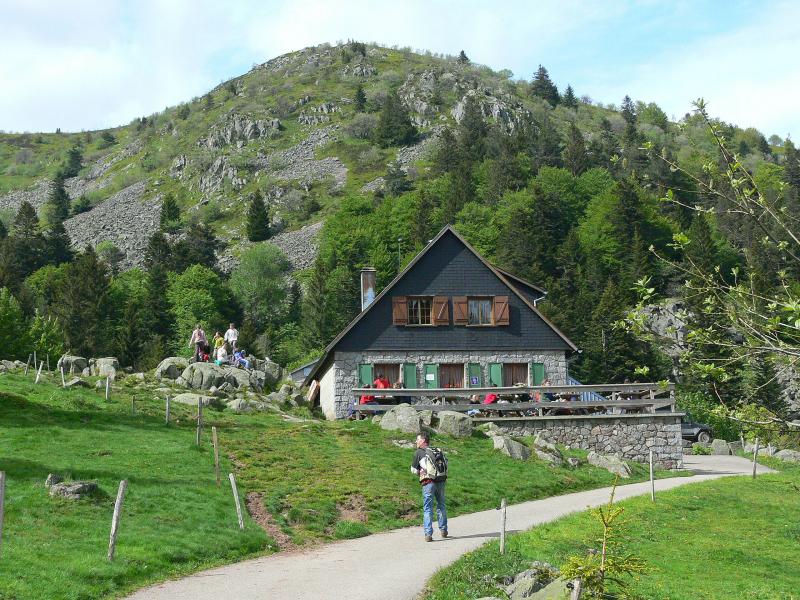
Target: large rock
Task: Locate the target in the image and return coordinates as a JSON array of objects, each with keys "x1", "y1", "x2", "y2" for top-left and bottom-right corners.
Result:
[
  {"x1": 48, "y1": 481, "x2": 98, "y2": 500},
  {"x1": 380, "y1": 404, "x2": 422, "y2": 434},
  {"x1": 91, "y1": 357, "x2": 120, "y2": 380},
  {"x1": 172, "y1": 393, "x2": 216, "y2": 406},
  {"x1": 493, "y1": 436, "x2": 531, "y2": 461},
  {"x1": 57, "y1": 355, "x2": 88, "y2": 374},
  {"x1": 222, "y1": 366, "x2": 263, "y2": 391},
  {"x1": 532, "y1": 435, "x2": 564, "y2": 466},
  {"x1": 155, "y1": 357, "x2": 189, "y2": 381},
  {"x1": 587, "y1": 451, "x2": 632, "y2": 478},
  {"x1": 775, "y1": 449, "x2": 800, "y2": 463},
  {"x1": 527, "y1": 578, "x2": 570, "y2": 599},
  {"x1": 256, "y1": 358, "x2": 284, "y2": 388},
  {"x1": 437, "y1": 411, "x2": 473, "y2": 438},
  {"x1": 180, "y1": 362, "x2": 227, "y2": 390},
  {"x1": 65, "y1": 377, "x2": 91, "y2": 389},
  {"x1": 710, "y1": 438, "x2": 732, "y2": 455}
]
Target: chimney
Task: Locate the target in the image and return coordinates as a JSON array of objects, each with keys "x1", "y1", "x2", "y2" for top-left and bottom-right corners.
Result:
[{"x1": 360, "y1": 267, "x2": 376, "y2": 311}]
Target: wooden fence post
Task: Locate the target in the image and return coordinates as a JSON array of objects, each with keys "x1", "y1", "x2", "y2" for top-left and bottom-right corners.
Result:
[
  {"x1": 35, "y1": 361, "x2": 43, "y2": 384},
  {"x1": 33, "y1": 351, "x2": 37, "y2": 372},
  {"x1": 108, "y1": 480, "x2": 128, "y2": 561},
  {"x1": 165, "y1": 396, "x2": 171, "y2": 424},
  {"x1": 649, "y1": 450, "x2": 656, "y2": 502},
  {"x1": 212, "y1": 427, "x2": 221, "y2": 487},
  {"x1": 46, "y1": 354, "x2": 50, "y2": 373},
  {"x1": 228, "y1": 473, "x2": 244, "y2": 530},
  {"x1": 131, "y1": 395, "x2": 136, "y2": 416},
  {"x1": 196, "y1": 400, "x2": 203, "y2": 447},
  {"x1": 0, "y1": 471, "x2": 5, "y2": 559},
  {"x1": 25, "y1": 354, "x2": 31, "y2": 375},
  {"x1": 499, "y1": 497, "x2": 507, "y2": 554},
  {"x1": 105, "y1": 377, "x2": 110, "y2": 401},
  {"x1": 570, "y1": 578, "x2": 583, "y2": 600},
  {"x1": 752, "y1": 438, "x2": 760, "y2": 479},
  {"x1": 60, "y1": 366, "x2": 66, "y2": 388}
]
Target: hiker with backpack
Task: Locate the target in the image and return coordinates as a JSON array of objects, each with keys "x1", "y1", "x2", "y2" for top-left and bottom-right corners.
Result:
[{"x1": 410, "y1": 432, "x2": 448, "y2": 542}]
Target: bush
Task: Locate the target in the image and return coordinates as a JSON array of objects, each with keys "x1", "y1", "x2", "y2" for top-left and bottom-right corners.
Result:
[
  {"x1": 677, "y1": 390, "x2": 742, "y2": 441},
  {"x1": 345, "y1": 114, "x2": 378, "y2": 140}
]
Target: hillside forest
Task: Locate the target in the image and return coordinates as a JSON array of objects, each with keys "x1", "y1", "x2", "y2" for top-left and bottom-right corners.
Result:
[{"x1": 1, "y1": 42, "x2": 799, "y2": 437}]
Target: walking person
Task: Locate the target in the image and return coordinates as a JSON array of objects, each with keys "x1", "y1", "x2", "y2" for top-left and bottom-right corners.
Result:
[
  {"x1": 189, "y1": 324, "x2": 207, "y2": 362},
  {"x1": 224, "y1": 323, "x2": 239, "y2": 351},
  {"x1": 410, "y1": 433, "x2": 448, "y2": 542}
]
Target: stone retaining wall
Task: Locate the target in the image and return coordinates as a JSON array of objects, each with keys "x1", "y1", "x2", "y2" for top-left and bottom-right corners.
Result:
[{"x1": 493, "y1": 414, "x2": 684, "y2": 469}]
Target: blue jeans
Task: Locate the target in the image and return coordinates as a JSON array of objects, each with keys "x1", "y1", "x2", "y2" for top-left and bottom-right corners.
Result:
[{"x1": 422, "y1": 481, "x2": 447, "y2": 536}]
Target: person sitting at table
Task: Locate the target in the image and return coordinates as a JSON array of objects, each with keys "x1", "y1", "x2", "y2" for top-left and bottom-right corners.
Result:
[
  {"x1": 393, "y1": 381, "x2": 411, "y2": 404},
  {"x1": 542, "y1": 379, "x2": 556, "y2": 402},
  {"x1": 360, "y1": 384, "x2": 377, "y2": 405}
]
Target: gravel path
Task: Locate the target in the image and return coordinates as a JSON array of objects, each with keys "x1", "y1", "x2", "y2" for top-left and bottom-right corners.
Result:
[{"x1": 125, "y1": 455, "x2": 770, "y2": 600}]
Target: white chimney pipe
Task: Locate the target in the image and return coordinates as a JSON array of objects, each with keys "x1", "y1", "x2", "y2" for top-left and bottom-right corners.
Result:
[{"x1": 360, "y1": 267, "x2": 376, "y2": 311}]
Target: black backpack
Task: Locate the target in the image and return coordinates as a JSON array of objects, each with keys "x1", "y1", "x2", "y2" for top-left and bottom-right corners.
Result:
[{"x1": 422, "y1": 447, "x2": 448, "y2": 481}]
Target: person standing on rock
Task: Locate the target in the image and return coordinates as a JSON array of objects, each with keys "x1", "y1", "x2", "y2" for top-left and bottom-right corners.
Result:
[
  {"x1": 224, "y1": 323, "x2": 239, "y2": 351},
  {"x1": 213, "y1": 331, "x2": 224, "y2": 353},
  {"x1": 411, "y1": 432, "x2": 448, "y2": 542},
  {"x1": 189, "y1": 324, "x2": 207, "y2": 362}
]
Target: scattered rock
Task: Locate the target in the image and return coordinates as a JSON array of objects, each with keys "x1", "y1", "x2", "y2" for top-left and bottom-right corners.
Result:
[
  {"x1": 172, "y1": 393, "x2": 216, "y2": 406},
  {"x1": 155, "y1": 357, "x2": 189, "y2": 381},
  {"x1": 710, "y1": 439, "x2": 732, "y2": 456},
  {"x1": 535, "y1": 449, "x2": 564, "y2": 467},
  {"x1": 526, "y1": 577, "x2": 571, "y2": 599},
  {"x1": 437, "y1": 411, "x2": 472, "y2": 438},
  {"x1": 587, "y1": 451, "x2": 632, "y2": 478},
  {"x1": 65, "y1": 377, "x2": 91, "y2": 389},
  {"x1": 727, "y1": 440, "x2": 744, "y2": 454},
  {"x1": 91, "y1": 357, "x2": 120, "y2": 380},
  {"x1": 380, "y1": 404, "x2": 422, "y2": 434},
  {"x1": 566, "y1": 457, "x2": 581, "y2": 468},
  {"x1": 48, "y1": 481, "x2": 99, "y2": 500},
  {"x1": 57, "y1": 355, "x2": 88, "y2": 374},
  {"x1": 371, "y1": 414, "x2": 382, "y2": 425},
  {"x1": 45, "y1": 473, "x2": 63, "y2": 487},
  {"x1": 477, "y1": 422, "x2": 502, "y2": 437},
  {"x1": 493, "y1": 436, "x2": 531, "y2": 461},
  {"x1": 180, "y1": 362, "x2": 227, "y2": 390},
  {"x1": 775, "y1": 449, "x2": 800, "y2": 463},
  {"x1": 227, "y1": 398, "x2": 256, "y2": 413},
  {"x1": 392, "y1": 439, "x2": 416, "y2": 449},
  {"x1": 418, "y1": 410, "x2": 433, "y2": 426}
]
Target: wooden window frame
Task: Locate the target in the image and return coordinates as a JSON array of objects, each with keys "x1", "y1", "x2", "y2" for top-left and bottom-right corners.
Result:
[
  {"x1": 407, "y1": 296, "x2": 434, "y2": 326},
  {"x1": 467, "y1": 297, "x2": 494, "y2": 327}
]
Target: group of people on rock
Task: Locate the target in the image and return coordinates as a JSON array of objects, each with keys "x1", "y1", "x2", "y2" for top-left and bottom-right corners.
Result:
[{"x1": 189, "y1": 323, "x2": 251, "y2": 370}]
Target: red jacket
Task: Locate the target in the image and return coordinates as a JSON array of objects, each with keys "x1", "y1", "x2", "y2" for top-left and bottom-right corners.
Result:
[{"x1": 482, "y1": 393, "x2": 498, "y2": 405}]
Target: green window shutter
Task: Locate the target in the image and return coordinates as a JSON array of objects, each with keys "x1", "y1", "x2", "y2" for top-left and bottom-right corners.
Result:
[
  {"x1": 531, "y1": 362, "x2": 546, "y2": 386},
  {"x1": 358, "y1": 363, "x2": 374, "y2": 386},
  {"x1": 403, "y1": 363, "x2": 418, "y2": 388},
  {"x1": 488, "y1": 363, "x2": 503, "y2": 387},
  {"x1": 467, "y1": 363, "x2": 483, "y2": 387},
  {"x1": 424, "y1": 364, "x2": 439, "y2": 389}
]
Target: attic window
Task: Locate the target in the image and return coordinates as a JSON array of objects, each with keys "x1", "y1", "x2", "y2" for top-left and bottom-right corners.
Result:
[
  {"x1": 468, "y1": 298, "x2": 493, "y2": 326},
  {"x1": 407, "y1": 297, "x2": 433, "y2": 325}
]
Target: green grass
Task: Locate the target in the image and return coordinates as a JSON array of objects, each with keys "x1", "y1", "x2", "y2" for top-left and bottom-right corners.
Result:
[
  {"x1": 423, "y1": 459, "x2": 800, "y2": 600},
  {"x1": 0, "y1": 370, "x2": 682, "y2": 598}
]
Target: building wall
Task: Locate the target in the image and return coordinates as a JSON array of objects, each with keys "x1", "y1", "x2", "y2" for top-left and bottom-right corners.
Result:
[
  {"x1": 329, "y1": 349, "x2": 567, "y2": 419},
  {"x1": 494, "y1": 414, "x2": 684, "y2": 469},
  {"x1": 318, "y1": 364, "x2": 337, "y2": 420}
]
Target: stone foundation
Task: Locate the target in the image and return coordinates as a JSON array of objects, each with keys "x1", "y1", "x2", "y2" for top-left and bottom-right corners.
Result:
[
  {"x1": 491, "y1": 414, "x2": 684, "y2": 469},
  {"x1": 331, "y1": 350, "x2": 567, "y2": 419}
]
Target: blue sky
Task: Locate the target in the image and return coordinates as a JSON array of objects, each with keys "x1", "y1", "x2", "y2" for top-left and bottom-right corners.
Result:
[{"x1": 1, "y1": 0, "x2": 798, "y2": 138}]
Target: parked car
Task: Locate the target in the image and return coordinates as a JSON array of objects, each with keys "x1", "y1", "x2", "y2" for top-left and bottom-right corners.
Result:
[{"x1": 682, "y1": 415, "x2": 713, "y2": 443}]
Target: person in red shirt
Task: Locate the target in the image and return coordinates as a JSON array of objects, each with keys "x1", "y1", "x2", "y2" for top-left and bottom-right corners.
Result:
[
  {"x1": 359, "y1": 384, "x2": 376, "y2": 405},
  {"x1": 482, "y1": 383, "x2": 499, "y2": 405},
  {"x1": 373, "y1": 375, "x2": 391, "y2": 389}
]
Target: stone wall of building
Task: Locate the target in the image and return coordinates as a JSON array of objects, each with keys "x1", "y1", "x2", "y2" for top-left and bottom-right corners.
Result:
[
  {"x1": 494, "y1": 414, "x2": 684, "y2": 469},
  {"x1": 331, "y1": 350, "x2": 567, "y2": 419}
]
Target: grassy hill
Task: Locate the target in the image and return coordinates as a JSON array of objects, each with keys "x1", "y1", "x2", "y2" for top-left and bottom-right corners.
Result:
[{"x1": 0, "y1": 368, "x2": 677, "y2": 599}]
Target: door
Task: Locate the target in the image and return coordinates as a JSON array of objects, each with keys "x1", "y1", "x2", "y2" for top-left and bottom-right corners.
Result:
[
  {"x1": 531, "y1": 362, "x2": 546, "y2": 386},
  {"x1": 489, "y1": 363, "x2": 503, "y2": 387},
  {"x1": 503, "y1": 363, "x2": 528, "y2": 387},
  {"x1": 467, "y1": 363, "x2": 483, "y2": 387},
  {"x1": 358, "y1": 363, "x2": 374, "y2": 387},
  {"x1": 403, "y1": 363, "x2": 418, "y2": 388},
  {"x1": 424, "y1": 364, "x2": 439, "y2": 389}
]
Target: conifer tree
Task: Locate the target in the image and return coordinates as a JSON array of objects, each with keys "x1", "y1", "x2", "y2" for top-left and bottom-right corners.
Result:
[
  {"x1": 562, "y1": 84, "x2": 578, "y2": 108},
  {"x1": 45, "y1": 172, "x2": 71, "y2": 225},
  {"x1": 621, "y1": 95, "x2": 637, "y2": 126},
  {"x1": 146, "y1": 263, "x2": 173, "y2": 338},
  {"x1": 160, "y1": 193, "x2": 180, "y2": 230},
  {"x1": 529, "y1": 65, "x2": 560, "y2": 106},
  {"x1": 374, "y1": 92, "x2": 417, "y2": 148},
  {"x1": 14, "y1": 201, "x2": 40, "y2": 238},
  {"x1": 412, "y1": 190, "x2": 433, "y2": 248},
  {"x1": 0, "y1": 218, "x2": 6, "y2": 240},
  {"x1": 44, "y1": 221, "x2": 74, "y2": 266},
  {"x1": 10, "y1": 201, "x2": 46, "y2": 282},
  {"x1": 246, "y1": 190, "x2": 271, "y2": 242},
  {"x1": 563, "y1": 122, "x2": 589, "y2": 175},
  {"x1": 457, "y1": 95, "x2": 487, "y2": 164},
  {"x1": 63, "y1": 146, "x2": 83, "y2": 178},
  {"x1": 384, "y1": 161, "x2": 411, "y2": 196},
  {"x1": 457, "y1": 50, "x2": 470, "y2": 64},
  {"x1": 172, "y1": 222, "x2": 221, "y2": 272},
  {"x1": 144, "y1": 231, "x2": 172, "y2": 271},
  {"x1": 354, "y1": 84, "x2": 367, "y2": 112}
]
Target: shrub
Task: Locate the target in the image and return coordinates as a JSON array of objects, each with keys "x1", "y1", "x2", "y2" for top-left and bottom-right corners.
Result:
[{"x1": 345, "y1": 114, "x2": 378, "y2": 140}]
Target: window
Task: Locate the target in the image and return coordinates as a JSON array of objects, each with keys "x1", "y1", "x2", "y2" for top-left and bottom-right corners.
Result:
[
  {"x1": 468, "y1": 298, "x2": 493, "y2": 325},
  {"x1": 407, "y1": 297, "x2": 433, "y2": 325},
  {"x1": 439, "y1": 363, "x2": 465, "y2": 388},
  {"x1": 503, "y1": 363, "x2": 528, "y2": 387},
  {"x1": 373, "y1": 363, "x2": 400, "y2": 385}
]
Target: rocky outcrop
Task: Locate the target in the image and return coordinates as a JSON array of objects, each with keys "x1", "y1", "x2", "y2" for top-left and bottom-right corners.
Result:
[
  {"x1": 436, "y1": 411, "x2": 472, "y2": 438},
  {"x1": 380, "y1": 404, "x2": 422, "y2": 434},
  {"x1": 341, "y1": 57, "x2": 376, "y2": 78},
  {"x1": 198, "y1": 113, "x2": 282, "y2": 150},
  {"x1": 64, "y1": 181, "x2": 160, "y2": 271},
  {"x1": 217, "y1": 221, "x2": 323, "y2": 274},
  {"x1": 155, "y1": 357, "x2": 189, "y2": 381},
  {"x1": 493, "y1": 436, "x2": 531, "y2": 461},
  {"x1": 775, "y1": 449, "x2": 800, "y2": 463},
  {"x1": 90, "y1": 357, "x2": 119, "y2": 379},
  {"x1": 57, "y1": 355, "x2": 88, "y2": 374},
  {"x1": 181, "y1": 363, "x2": 228, "y2": 390},
  {"x1": 199, "y1": 155, "x2": 246, "y2": 193},
  {"x1": 587, "y1": 451, "x2": 632, "y2": 478},
  {"x1": 451, "y1": 88, "x2": 525, "y2": 132},
  {"x1": 255, "y1": 126, "x2": 347, "y2": 190},
  {"x1": 172, "y1": 392, "x2": 217, "y2": 406}
]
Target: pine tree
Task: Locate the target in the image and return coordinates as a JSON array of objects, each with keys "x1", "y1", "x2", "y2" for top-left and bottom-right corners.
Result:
[
  {"x1": 530, "y1": 114, "x2": 563, "y2": 171},
  {"x1": 621, "y1": 95, "x2": 637, "y2": 126},
  {"x1": 144, "y1": 231, "x2": 172, "y2": 271},
  {"x1": 146, "y1": 263, "x2": 172, "y2": 338},
  {"x1": 45, "y1": 172, "x2": 71, "y2": 225},
  {"x1": 457, "y1": 95, "x2": 487, "y2": 164},
  {"x1": 457, "y1": 50, "x2": 470, "y2": 64},
  {"x1": 302, "y1": 259, "x2": 328, "y2": 348},
  {"x1": 529, "y1": 65, "x2": 560, "y2": 106},
  {"x1": 589, "y1": 117, "x2": 620, "y2": 171},
  {"x1": 412, "y1": 189, "x2": 433, "y2": 248},
  {"x1": 432, "y1": 127, "x2": 459, "y2": 174},
  {"x1": 562, "y1": 85, "x2": 578, "y2": 108},
  {"x1": 384, "y1": 161, "x2": 412, "y2": 196},
  {"x1": 9, "y1": 201, "x2": 46, "y2": 282},
  {"x1": 246, "y1": 190, "x2": 271, "y2": 242},
  {"x1": 0, "y1": 287, "x2": 31, "y2": 360},
  {"x1": 115, "y1": 297, "x2": 149, "y2": 368},
  {"x1": 0, "y1": 219, "x2": 6, "y2": 240},
  {"x1": 44, "y1": 221, "x2": 74, "y2": 265},
  {"x1": 172, "y1": 222, "x2": 221, "y2": 272},
  {"x1": 13, "y1": 200, "x2": 40, "y2": 238},
  {"x1": 563, "y1": 122, "x2": 589, "y2": 175},
  {"x1": 374, "y1": 92, "x2": 417, "y2": 148},
  {"x1": 63, "y1": 146, "x2": 83, "y2": 178},
  {"x1": 160, "y1": 193, "x2": 180, "y2": 230},
  {"x1": 354, "y1": 84, "x2": 367, "y2": 112}
]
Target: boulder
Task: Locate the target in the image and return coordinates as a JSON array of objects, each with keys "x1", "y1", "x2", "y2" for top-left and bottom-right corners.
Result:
[
  {"x1": 371, "y1": 414, "x2": 382, "y2": 425},
  {"x1": 91, "y1": 357, "x2": 120, "y2": 379},
  {"x1": 380, "y1": 404, "x2": 422, "y2": 434},
  {"x1": 266, "y1": 391, "x2": 288, "y2": 404},
  {"x1": 57, "y1": 355, "x2": 88, "y2": 374},
  {"x1": 392, "y1": 439, "x2": 416, "y2": 449},
  {"x1": 727, "y1": 440, "x2": 743, "y2": 454},
  {"x1": 437, "y1": 411, "x2": 473, "y2": 438},
  {"x1": 65, "y1": 377, "x2": 91, "y2": 389},
  {"x1": 477, "y1": 422, "x2": 502, "y2": 437},
  {"x1": 710, "y1": 438, "x2": 732, "y2": 455},
  {"x1": 775, "y1": 449, "x2": 800, "y2": 463},
  {"x1": 48, "y1": 481, "x2": 98, "y2": 500},
  {"x1": 258, "y1": 358, "x2": 284, "y2": 388},
  {"x1": 279, "y1": 383, "x2": 293, "y2": 396},
  {"x1": 587, "y1": 451, "x2": 632, "y2": 478},
  {"x1": 155, "y1": 357, "x2": 189, "y2": 381},
  {"x1": 504, "y1": 564, "x2": 559, "y2": 600},
  {"x1": 418, "y1": 410, "x2": 434, "y2": 426},
  {"x1": 45, "y1": 473, "x2": 63, "y2": 487},
  {"x1": 227, "y1": 398, "x2": 255, "y2": 413},
  {"x1": 287, "y1": 392, "x2": 306, "y2": 407},
  {"x1": 180, "y1": 362, "x2": 227, "y2": 390},
  {"x1": 493, "y1": 436, "x2": 531, "y2": 461},
  {"x1": 172, "y1": 393, "x2": 216, "y2": 406},
  {"x1": 566, "y1": 457, "x2": 581, "y2": 468},
  {"x1": 223, "y1": 366, "x2": 262, "y2": 391},
  {"x1": 527, "y1": 578, "x2": 571, "y2": 599},
  {"x1": 535, "y1": 449, "x2": 564, "y2": 467}
]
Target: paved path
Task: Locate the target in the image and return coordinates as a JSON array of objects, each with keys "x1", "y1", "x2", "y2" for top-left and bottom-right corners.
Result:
[{"x1": 126, "y1": 455, "x2": 770, "y2": 600}]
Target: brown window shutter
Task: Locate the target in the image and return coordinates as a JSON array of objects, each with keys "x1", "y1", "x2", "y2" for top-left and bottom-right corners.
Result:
[
  {"x1": 493, "y1": 296, "x2": 509, "y2": 325},
  {"x1": 392, "y1": 296, "x2": 408, "y2": 325},
  {"x1": 432, "y1": 296, "x2": 449, "y2": 326},
  {"x1": 453, "y1": 296, "x2": 468, "y2": 325}
]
